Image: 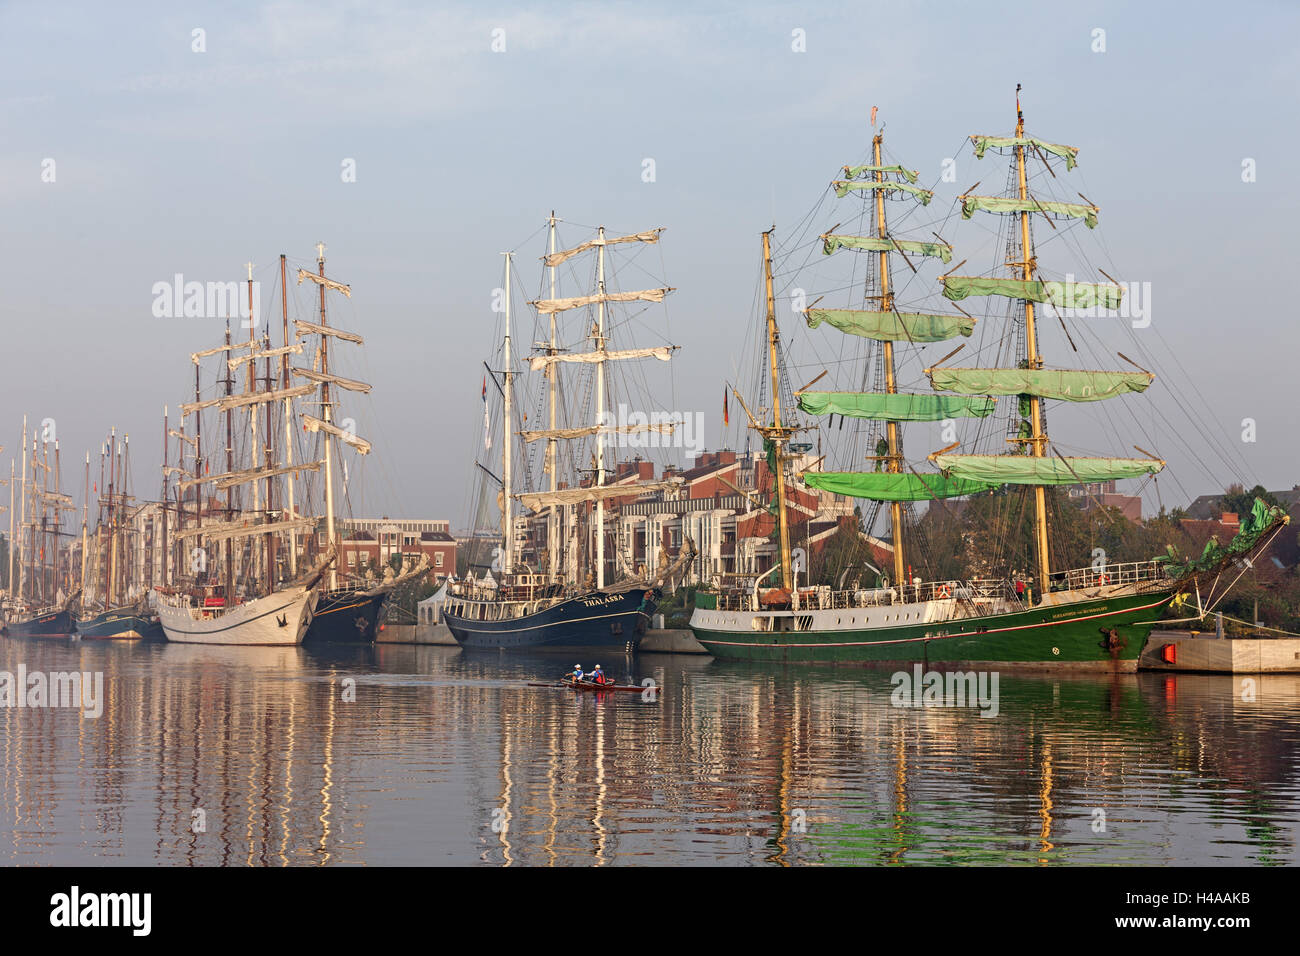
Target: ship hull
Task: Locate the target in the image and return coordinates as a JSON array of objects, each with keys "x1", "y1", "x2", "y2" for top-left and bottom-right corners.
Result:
[
  {"x1": 444, "y1": 589, "x2": 653, "y2": 650},
  {"x1": 305, "y1": 588, "x2": 390, "y2": 643},
  {"x1": 2, "y1": 609, "x2": 75, "y2": 638},
  {"x1": 158, "y1": 586, "x2": 319, "y2": 646},
  {"x1": 76, "y1": 607, "x2": 161, "y2": 640},
  {"x1": 690, "y1": 589, "x2": 1173, "y2": 670}
]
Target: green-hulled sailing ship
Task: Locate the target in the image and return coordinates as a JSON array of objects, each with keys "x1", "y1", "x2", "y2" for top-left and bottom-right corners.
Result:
[{"x1": 690, "y1": 98, "x2": 1289, "y2": 669}]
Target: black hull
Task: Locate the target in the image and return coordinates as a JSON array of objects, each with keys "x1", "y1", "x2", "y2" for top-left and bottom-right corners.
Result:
[
  {"x1": 3, "y1": 609, "x2": 75, "y2": 638},
  {"x1": 305, "y1": 588, "x2": 390, "y2": 643},
  {"x1": 443, "y1": 588, "x2": 654, "y2": 650}
]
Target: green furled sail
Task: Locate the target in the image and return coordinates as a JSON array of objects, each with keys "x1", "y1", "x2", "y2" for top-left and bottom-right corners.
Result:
[
  {"x1": 931, "y1": 454, "x2": 1163, "y2": 485},
  {"x1": 961, "y1": 195, "x2": 1098, "y2": 228},
  {"x1": 1164, "y1": 498, "x2": 1289, "y2": 577},
  {"x1": 806, "y1": 308, "x2": 974, "y2": 342},
  {"x1": 929, "y1": 367, "x2": 1153, "y2": 402},
  {"x1": 941, "y1": 276, "x2": 1123, "y2": 309},
  {"x1": 822, "y1": 234, "x2": 953, "y2": 262},
  {"x1": 843, "y1": 164, "x2": 920, "y2": 183},
  {"x1": 802, "y1": 470, "x2": 995, "y2": 502},
  {"x1": 833, "y1": 180, "x2": 933, "y2": 205},
  {"x1": 797, "y1": 391, "x2": 997, "y2": 421},
  {"x1": 970, "y1": 135, "x2": 1079, "y2": 170}
]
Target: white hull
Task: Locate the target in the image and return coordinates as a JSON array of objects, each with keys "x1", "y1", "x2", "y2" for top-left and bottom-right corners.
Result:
[{"x1": 158, "y1": 586, "x2": 319, "y2": 646}]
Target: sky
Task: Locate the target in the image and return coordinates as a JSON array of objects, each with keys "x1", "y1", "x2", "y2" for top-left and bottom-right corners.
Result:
[{"x1": 2, "y1": 0, "x2": 1297, "y2": 528}]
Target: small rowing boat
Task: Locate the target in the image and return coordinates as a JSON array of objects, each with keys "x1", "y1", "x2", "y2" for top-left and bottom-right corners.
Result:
[{"x1": 527, "y1": 680, "x2": 657, "y2": 694}]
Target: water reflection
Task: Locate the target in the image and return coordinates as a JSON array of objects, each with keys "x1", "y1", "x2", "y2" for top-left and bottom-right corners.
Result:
[{"x1": 0, "y1": 638, "x2": 1296, "y2": 865}]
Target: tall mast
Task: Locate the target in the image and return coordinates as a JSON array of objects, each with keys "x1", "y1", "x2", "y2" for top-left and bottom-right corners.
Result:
[
  {"x1": 7, "y1": 458, "x2": 14, "y2": 601},
  {"x1": 1015, "y1": 92, "x2": 1052, "y2": 594},
  {"x1": 763, "y1": 228, "x2": 793, "y2": 591},
  {"x1": 18, "y1": 419, "x2": 26, "y2": 603},
  {"x1": 279, "y1": 254, "x2": 298, "y2": 578},
  {"x1": 546, "y1": 213, "x2": 560, "y2": 583},
  {"x1": 80, "y1": 450, "x2": 89, "y2": 598},
  {"x1": 873, "y1": 131, "x2": 906, "y2": 590},
  {"x1": 160, "y1": 405, "x2": 169, "y2": 588},
  {"x1": 594, "y1": 227, "x2": 607, "y2": 590},
  {"x1": 317, "y1": 242, "x2": 339, "y2": 590},
  {"x1": 501, "y1": 251, "x2": 514, "y2": 576},
  {"x1": 223, "y1": 323, "x2": 235, "y2": 606}
]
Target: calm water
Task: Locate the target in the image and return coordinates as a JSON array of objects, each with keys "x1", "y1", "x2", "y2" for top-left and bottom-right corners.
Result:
[{"x1": 0, "y1": 637, "x2": 1297, "y2": 866}]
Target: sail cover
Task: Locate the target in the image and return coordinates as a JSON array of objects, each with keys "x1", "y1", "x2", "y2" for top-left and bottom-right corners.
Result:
[
  {"x1": 821, "y1": 234, "x2": 952, "y2": 262},
  {"x1": 929, "y1": 368, "x2": 1153, "y2": 402},
  {"x1": 802, "y1": 470, "x2": 994, "y2": 502},
  {"x1": 941, "y1": 276, "x2": 1123, "y2": 310},
  {"x1": 797, "y1": 392, "x2": 996, "y2": 422},
  {"x1": 833, "y1": 181, "x2": 933, "y2": 204},
  {"x1": 970, "y1": 135, "x2": 1079, "y2": 170},
  {"x1": 932, "y1": 454, "x2": 1163, "y2": 485},
  {"x1": 806, "y1": 309, "x2": 974, "y2": 342},
  {"x1": 961, "y1": 195, "x2": 1098, "y2": 228}
]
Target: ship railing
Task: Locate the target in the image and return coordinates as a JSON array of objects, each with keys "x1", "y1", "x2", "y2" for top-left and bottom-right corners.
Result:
[
  {"x1": 710, "y1": 578, "x2": 1008, "y2": 613},
  {"x1": 1056, "y1": 559, "x2": 1171, "y2": 593}
]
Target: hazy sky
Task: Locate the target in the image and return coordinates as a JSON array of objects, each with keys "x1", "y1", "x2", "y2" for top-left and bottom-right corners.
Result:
[{"x1": 2, "y1": 0, "x2": 1297, "y2": 526}]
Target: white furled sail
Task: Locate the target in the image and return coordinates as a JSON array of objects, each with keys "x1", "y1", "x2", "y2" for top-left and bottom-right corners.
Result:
[
  {"x1": 296, "y1": 269, "x2": 352, "y2": 297},
  {"x1": 294, "y1": 319, "x2": 363, "y2": 345},
  {"x1": 301, "y1": 414, "x2": 372, "y2": 455},
  {"x1": 291, "y1": 367, "x2": 373, "y2": 393},
  {"x1": 519, "y1": 422, "x2": 678, "y2": 443},
  {"x1": 531, "y1": 288, "x2": 672, "y2": 315},
  {"x1": 516, "y1": 479, "x2": 682, "y2": 510},
  {"x1": 528, "y1": 346, "x2": 674, "y2": 370},
  {"x1": 543, "y1": 229, "x2": 663, "y2": 267}
]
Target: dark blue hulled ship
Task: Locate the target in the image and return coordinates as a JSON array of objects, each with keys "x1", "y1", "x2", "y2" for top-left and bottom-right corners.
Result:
[
  {"x1": 2, "y1": 605, "x2": 76, "y2": 638},
  {"x1": 305, "y1": 586, "x2": 390, "y2": 642},
  {"x1": 442, "y1": 583, "x2": 656, "y2": 650},
  {"x1": 76, "y1": 606, "x2": 164, "y2": 640}
]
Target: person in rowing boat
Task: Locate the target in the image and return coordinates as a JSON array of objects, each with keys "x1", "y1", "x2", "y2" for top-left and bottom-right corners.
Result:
[
  {"x1": 589, "y1": 665, "x2": 607, "y2": 685},
  {"x1": 565, "y1": 664, "x2": 585, "y2": 684}
]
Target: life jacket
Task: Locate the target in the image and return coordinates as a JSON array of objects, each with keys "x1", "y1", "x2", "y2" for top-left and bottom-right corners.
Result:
[{"x1": 591, "y1": 670, "x2": 605, "y2": 684}]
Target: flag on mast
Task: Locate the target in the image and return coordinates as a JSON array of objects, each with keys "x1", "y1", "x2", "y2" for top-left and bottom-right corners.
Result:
[
  {"x1": 723, "y1": 388, "x2": 729, "y2": 427},
  {"x1": 482, "y1": 375, "x2": 491, "y2": 450}
]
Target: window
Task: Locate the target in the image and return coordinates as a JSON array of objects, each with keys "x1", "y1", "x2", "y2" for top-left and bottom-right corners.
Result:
[{"x1": 435, "y1": 552, "x2": 444, "y2": 568}]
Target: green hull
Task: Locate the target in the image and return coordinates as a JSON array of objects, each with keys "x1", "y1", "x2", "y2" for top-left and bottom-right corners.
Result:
[{"x1": 690, "y1": 590, "x2": 1172, "y2": 669}]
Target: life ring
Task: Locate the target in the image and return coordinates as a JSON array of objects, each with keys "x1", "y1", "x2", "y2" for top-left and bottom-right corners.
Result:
[
  {"x1": 1096, "y1": 573, "x2": 1111, "y2": 586},
  {"x1": 937, "y1": 584, "x2": 952, "y2": 599}
]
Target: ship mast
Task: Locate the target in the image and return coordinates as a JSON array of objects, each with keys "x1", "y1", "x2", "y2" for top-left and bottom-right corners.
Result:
[
  {"x1": 280, "y1": 254, "x2": 298, "y2": 579},
  {"x1": 762, "y1": 228, "x2": 794, "y2": 592},
  {"x1": 594, "y1": 227, "x2": 607, "y2": 590},
  {"x1": 316, "y1": 242, "x2": 339, "y2": 590},
  {"x1": 1014, "y1": 92, "x2": 1052, "y2": 594},
  {"x1": 873, "y1": 131, "x2": 907, "y2": 590},
  {"x1": 546, "y1": 214, "x2": 560, "y2": 583},
  {"x1": 501, "y1": 251, "x2": 514, "y2": 576}
]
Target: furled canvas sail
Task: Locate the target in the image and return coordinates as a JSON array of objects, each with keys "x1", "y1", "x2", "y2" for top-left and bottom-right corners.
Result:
[
  {"x1": 821, "y1": 234, "x2": 952, "y2": 262},
  {"x1": 228, "y1": 343, "x2": 303, "y2": 369},
  {"x1": 527, "y1": 346, "x2": 673, "y2": 370},
  {"x1": 301, "y1": 414, "x2": 371, "y2": 454},
  {"x1": 797, "y1": 391, "x2": 996, "y2": 421},
  {"x1": 532, "y1": 288, "x2": 671, "y2": 314},
  {"x1": 832, "y1": 180, "x2": 933, "y2": 204},
  {"x1": 543, "y1": 229, "x2": 663, "y2": 267},
  {"x1": 969, "y1": 135, "x2": 1079, "y2": 170},
  {"x1": 516, "y1": 479, "x2": 682, "y2": 510},
  {"x1": 174, "y1": 516, "x2": 317, "y2": 543},
  {"x1": 213, "y1": 383, "x2": 315, "y2": 412},
  {"x1": 806, "y1": 308, "x2": 974, "y2": 342},
  {"x1": 960, "y1": 195, "x2": 1098, "y2": 228},
  {"x1": 519, "y1": 422, "x2": 677, "y2": 443},
  {"x1": 801, "y1": 470, "x2": 994, "y2": 502},
  {"x1": 842, "y1": 164, "x2": 919, "y2": 183},
  {"x1": 294, "y1": 319, "x2": 364, "y2": 344},
  {"x1": 296, "y1": 269, "x2": 352, "y2": 297},
  {"x1": 931, "y1": 454, "x2": 1164, "y2": 485},
  {"x1": 940, "y1": 275, "x2": 1123, "y2": 309},
  {"x1": 929, "y1": 367, "x2": 1153, "y2": 402},
  {"x1": 212, "y1": 460, "x2": 324, "y2": 491},
  {"x1": 291, "y1": 367, "x2": 373, "y2": 393}
]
